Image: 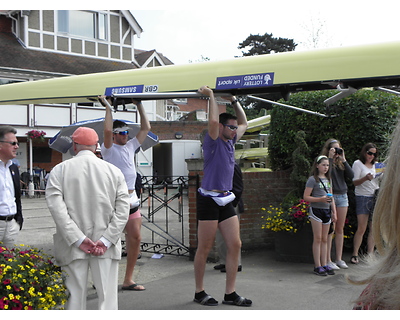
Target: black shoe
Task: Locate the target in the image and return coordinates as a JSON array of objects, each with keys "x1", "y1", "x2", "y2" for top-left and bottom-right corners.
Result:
[
  {"x1": 214, "y1": 264, "x2": 225, "y2": 270},
  {"x1": 221, "y1": 265, "x2": 242, "y2": 273}
]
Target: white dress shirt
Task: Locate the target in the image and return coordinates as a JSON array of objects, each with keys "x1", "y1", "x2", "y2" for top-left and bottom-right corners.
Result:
[{"x1": 0, "y1": 159, "x2": 16, "y2": 216}]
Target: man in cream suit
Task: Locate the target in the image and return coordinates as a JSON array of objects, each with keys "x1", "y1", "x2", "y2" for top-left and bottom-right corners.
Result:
[{"x1": 46, "y1": 127, "x2": 129, "y2": 310}]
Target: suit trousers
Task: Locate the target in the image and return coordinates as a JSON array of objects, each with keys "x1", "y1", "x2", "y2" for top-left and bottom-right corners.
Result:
[
  {"x1": 0, "y1": 219, "x2": 19, "y2": 248},
  {"x1": 63, "y1": 256, "x2": 119, "y2": 310}
]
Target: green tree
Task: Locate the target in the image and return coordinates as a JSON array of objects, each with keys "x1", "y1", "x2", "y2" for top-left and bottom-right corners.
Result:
[
  {"x1": 237, "y1": 33, "x2": 297, "y2": 114},
  {"x1": 238, "y1": 33, "x2": 297, "y2": 56}
]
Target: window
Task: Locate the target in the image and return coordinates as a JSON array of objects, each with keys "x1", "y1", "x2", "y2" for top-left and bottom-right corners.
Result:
[
  {"x1": 58, "y1": 10, "x2": 107, "y2": 40},
  {"x1": 0, "y1": 78, "x2": 24, "y2": 86}
]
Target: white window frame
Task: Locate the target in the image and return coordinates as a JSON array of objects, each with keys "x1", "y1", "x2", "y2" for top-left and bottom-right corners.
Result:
[{"x1": 57, "y1": 10, "x2": 108, "y2": 40}]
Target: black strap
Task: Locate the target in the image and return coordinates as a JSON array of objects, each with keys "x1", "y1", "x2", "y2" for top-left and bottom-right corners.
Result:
[{"x1": 320, "y1": 179, "x2": 330, "y2": 194}]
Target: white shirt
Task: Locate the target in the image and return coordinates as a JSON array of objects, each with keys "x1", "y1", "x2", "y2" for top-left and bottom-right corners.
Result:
[
  {"x1": 352, "y1": 159, "x2": 379, "y2": 197},
  {"x1": 101, "y1": 138, "x2": 141, "y2": 190},
  {"x1": 0, "y1": 159, "x2": 16, "y2": 216}
]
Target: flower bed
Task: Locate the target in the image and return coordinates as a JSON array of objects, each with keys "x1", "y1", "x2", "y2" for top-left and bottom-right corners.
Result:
[
  {"x1": 0, "y1": 244, "x2": 67, "y2": 310},
  {"x1": 261, "y1": 199, "x2": 310, "y2": 233}
]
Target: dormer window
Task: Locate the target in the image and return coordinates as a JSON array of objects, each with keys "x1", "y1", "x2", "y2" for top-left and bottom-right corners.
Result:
[{"x1": 58, "y1": 10, "x2": 107, "y2": 40}]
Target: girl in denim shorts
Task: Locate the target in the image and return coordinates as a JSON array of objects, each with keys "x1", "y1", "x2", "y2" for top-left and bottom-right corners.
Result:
[{"x1": 321, "y1": 139, "x2": 354, "y2": 269}]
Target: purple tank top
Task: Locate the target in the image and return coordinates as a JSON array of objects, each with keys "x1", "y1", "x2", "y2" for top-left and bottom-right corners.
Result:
[{"x1": 201, "y1": 133, "x2": 236, "y2": 191}]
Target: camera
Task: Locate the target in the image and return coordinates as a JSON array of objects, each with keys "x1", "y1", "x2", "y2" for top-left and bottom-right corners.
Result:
[{"x1": 335, "y1": 147, "x2": 343, "y2": 155}]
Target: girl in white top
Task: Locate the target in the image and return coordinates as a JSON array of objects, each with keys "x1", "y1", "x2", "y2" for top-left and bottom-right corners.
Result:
[{"x1": 351, "y1": 143, "x2": 379, "y2": 264}]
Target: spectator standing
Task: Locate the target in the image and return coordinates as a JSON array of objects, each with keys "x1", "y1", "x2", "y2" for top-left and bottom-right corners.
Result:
[
  {"x1": 0, "y1": 126, "x2": 23, "y2": 247},
  {"x1": 321, "y1": 139, "x2": 354, "y2": 270},
  {"x1": 303, "y1": 155, "x2": 337, "y2": 276},
  {"x1": 350, "y1": 143, "x2": 379, "y2": 264},
  {"x1": 45, "y1": 127, "x2": 129, "y2": 309}
]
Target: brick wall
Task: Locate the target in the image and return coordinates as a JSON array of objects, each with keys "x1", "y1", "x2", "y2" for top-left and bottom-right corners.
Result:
[
  {"x1": 186, "y1": 159, "x2": 292, "y2": 260},
  {"x1": 150, "y1": 121, "x2": 208, "y2": 141}
]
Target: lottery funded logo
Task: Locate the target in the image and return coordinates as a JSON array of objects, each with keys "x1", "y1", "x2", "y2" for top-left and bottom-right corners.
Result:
[{"x1": 216, "y1": 72, "x2": 274, "y2": 90}]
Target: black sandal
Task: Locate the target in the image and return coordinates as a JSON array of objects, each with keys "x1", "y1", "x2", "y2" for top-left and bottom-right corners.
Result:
[
  {"x1": 194, "y1": 291, "x2": 218, "y2": 306},
  {"x1": 222, "y1": 291, "x2": 252, "y2": 307},
  {"x1": 350, "y1": 256, "x2": 359, "y2": 264}
]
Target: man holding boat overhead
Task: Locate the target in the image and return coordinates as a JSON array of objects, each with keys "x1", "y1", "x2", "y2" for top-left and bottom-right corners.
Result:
[{"x1": 193, "y1": 86, "x2": 252, "y2": 307}]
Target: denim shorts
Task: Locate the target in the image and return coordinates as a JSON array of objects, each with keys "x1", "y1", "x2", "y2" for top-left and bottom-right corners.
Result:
[
  {"x1": 333, "y1": 193, "x2": 349, "y2": 207},
  {"x1": 355, "y1": 195, "x2": 374, "y2": 216}
]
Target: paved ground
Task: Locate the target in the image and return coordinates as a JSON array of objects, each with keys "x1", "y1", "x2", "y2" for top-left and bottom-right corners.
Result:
[{"x1": 17, "y1": 196, "x2": 366, "y2": 310}]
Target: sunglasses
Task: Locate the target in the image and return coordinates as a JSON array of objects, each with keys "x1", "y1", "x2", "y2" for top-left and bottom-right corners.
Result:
[
  {"x1": 114, "y1": 130, "x2": 129, "y2": 135},
  {"x1": 0, "y1": 140, "x2": 19, "y2": 146},
  {"x1": 224, "y1": 124, "x2": 238, "y2": 131},
  {"x1": 366, "y1": 151, "x2": 377, "y2": 156}
]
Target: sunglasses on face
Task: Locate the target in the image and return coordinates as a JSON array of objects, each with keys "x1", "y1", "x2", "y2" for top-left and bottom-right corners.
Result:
[
  {"x1": 0, "y1": 140, "x2": 19, "y2": 146},
  {"x1": 224, "y1": 124, "x2": 238, "y2": 131},
  {"x1": 114, "y1": 130, "x2": 129, "y2": 135},
  {"x1": 366, "y1": 151, "x2": 377, "y2": 156}
]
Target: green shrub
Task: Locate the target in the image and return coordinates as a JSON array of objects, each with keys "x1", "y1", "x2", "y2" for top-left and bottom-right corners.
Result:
[{"x1": 269, "y1": 89, "x2": 400, "y2": 170}]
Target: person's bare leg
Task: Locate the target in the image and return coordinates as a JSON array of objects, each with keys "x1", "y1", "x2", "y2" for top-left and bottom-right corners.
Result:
[
  {"x1": 194, "y1": 220, "x2": 218, "y2": 293},
  {"x1": 122, "y1": 217, "x2": 144, "y2": 289},
  {"x1": 334, "y1": 206, "x2": 347, "y2": 262},
  {"x1": 352, "y1": 214, "x2": 369, "y2": 258},
  {"x1": 218, "y1": 216, "x2": 241, "y2": 294}
]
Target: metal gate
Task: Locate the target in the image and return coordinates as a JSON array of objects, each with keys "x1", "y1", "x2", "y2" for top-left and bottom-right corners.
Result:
[{"x1": 138, "y1": 175, "x2": 190, "y2": 257}]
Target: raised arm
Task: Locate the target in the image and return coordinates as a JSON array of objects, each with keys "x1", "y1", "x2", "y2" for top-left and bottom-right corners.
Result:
[
  {"x1": 99, "y1": 95, "x2": 114, "y2": 149},
  {"x1": 133, "y1": 99, "x2": 151, "y2": 145},
  {"x1": 198, "y1": 86, "x2": 219, "y2": 140},
  {"x1": 228, "y1": 96, "x2": 247, "y2": 141}
]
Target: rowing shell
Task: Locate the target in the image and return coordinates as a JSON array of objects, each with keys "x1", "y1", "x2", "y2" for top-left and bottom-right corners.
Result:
[{"x1": 0, "y1": 41, "x2": 399, "y2": 105}]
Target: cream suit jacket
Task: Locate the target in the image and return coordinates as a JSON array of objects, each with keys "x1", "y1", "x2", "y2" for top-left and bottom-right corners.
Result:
[{"x1": 45, "y1": 150, "x2": 129, "y2": 266}]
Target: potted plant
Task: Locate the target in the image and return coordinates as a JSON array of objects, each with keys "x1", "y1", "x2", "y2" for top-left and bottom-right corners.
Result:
[
  {"x1": 26, "y1": 130, "x2": 46, "y2": 142},
  {"x1": 0, "y1": 244, "x2": 67, "y2": 310},
  {"x1": 262, "y1": 199, "x2": 314, "y2": 262}
]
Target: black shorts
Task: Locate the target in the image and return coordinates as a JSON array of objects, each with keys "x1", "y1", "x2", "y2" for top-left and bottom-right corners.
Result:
[
  {"x1": 309, "y1": 207, "x2": 331, "y2": 224},
  {"x1": 197, "y1": 192, "x2": 236, "y2": 222}
]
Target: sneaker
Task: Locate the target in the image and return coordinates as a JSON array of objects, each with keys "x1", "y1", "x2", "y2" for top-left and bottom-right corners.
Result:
[
  {"x1": 323, "y1": 265, "x2": 335, "y2": 275},
  {"x1": 335, "y1": 260, "x2": 348, "y2": 269},
  {"x1": 220, "y1": 265, "x2": 242, "y2": 273},
  {"x1": 314, "y1": 266, "x2": 327, "y2": 276},
  {"x1": 213, "y1": 264, "x2": 225, "y2": 270},
  {"x1": 327, "y1": 261, "x2": 340, "y2": 270}
]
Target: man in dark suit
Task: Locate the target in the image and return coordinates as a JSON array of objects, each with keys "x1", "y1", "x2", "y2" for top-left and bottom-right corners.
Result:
[{"x1": 0, "y1": 126, "x2": 23, "y2": 247}]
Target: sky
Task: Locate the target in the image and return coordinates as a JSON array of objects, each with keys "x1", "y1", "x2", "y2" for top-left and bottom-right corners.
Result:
[{"x1": 130, "y1": 0, "x2": 400, "y2": 65}]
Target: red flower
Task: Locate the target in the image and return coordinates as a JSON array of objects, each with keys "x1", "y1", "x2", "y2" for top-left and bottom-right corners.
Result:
[
  {"x1": 11, "y1": 299, "x2": 23, "y2": 310},
  {"x1": 0, "y1": 297, "x2": 9, "y2": 310}
]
